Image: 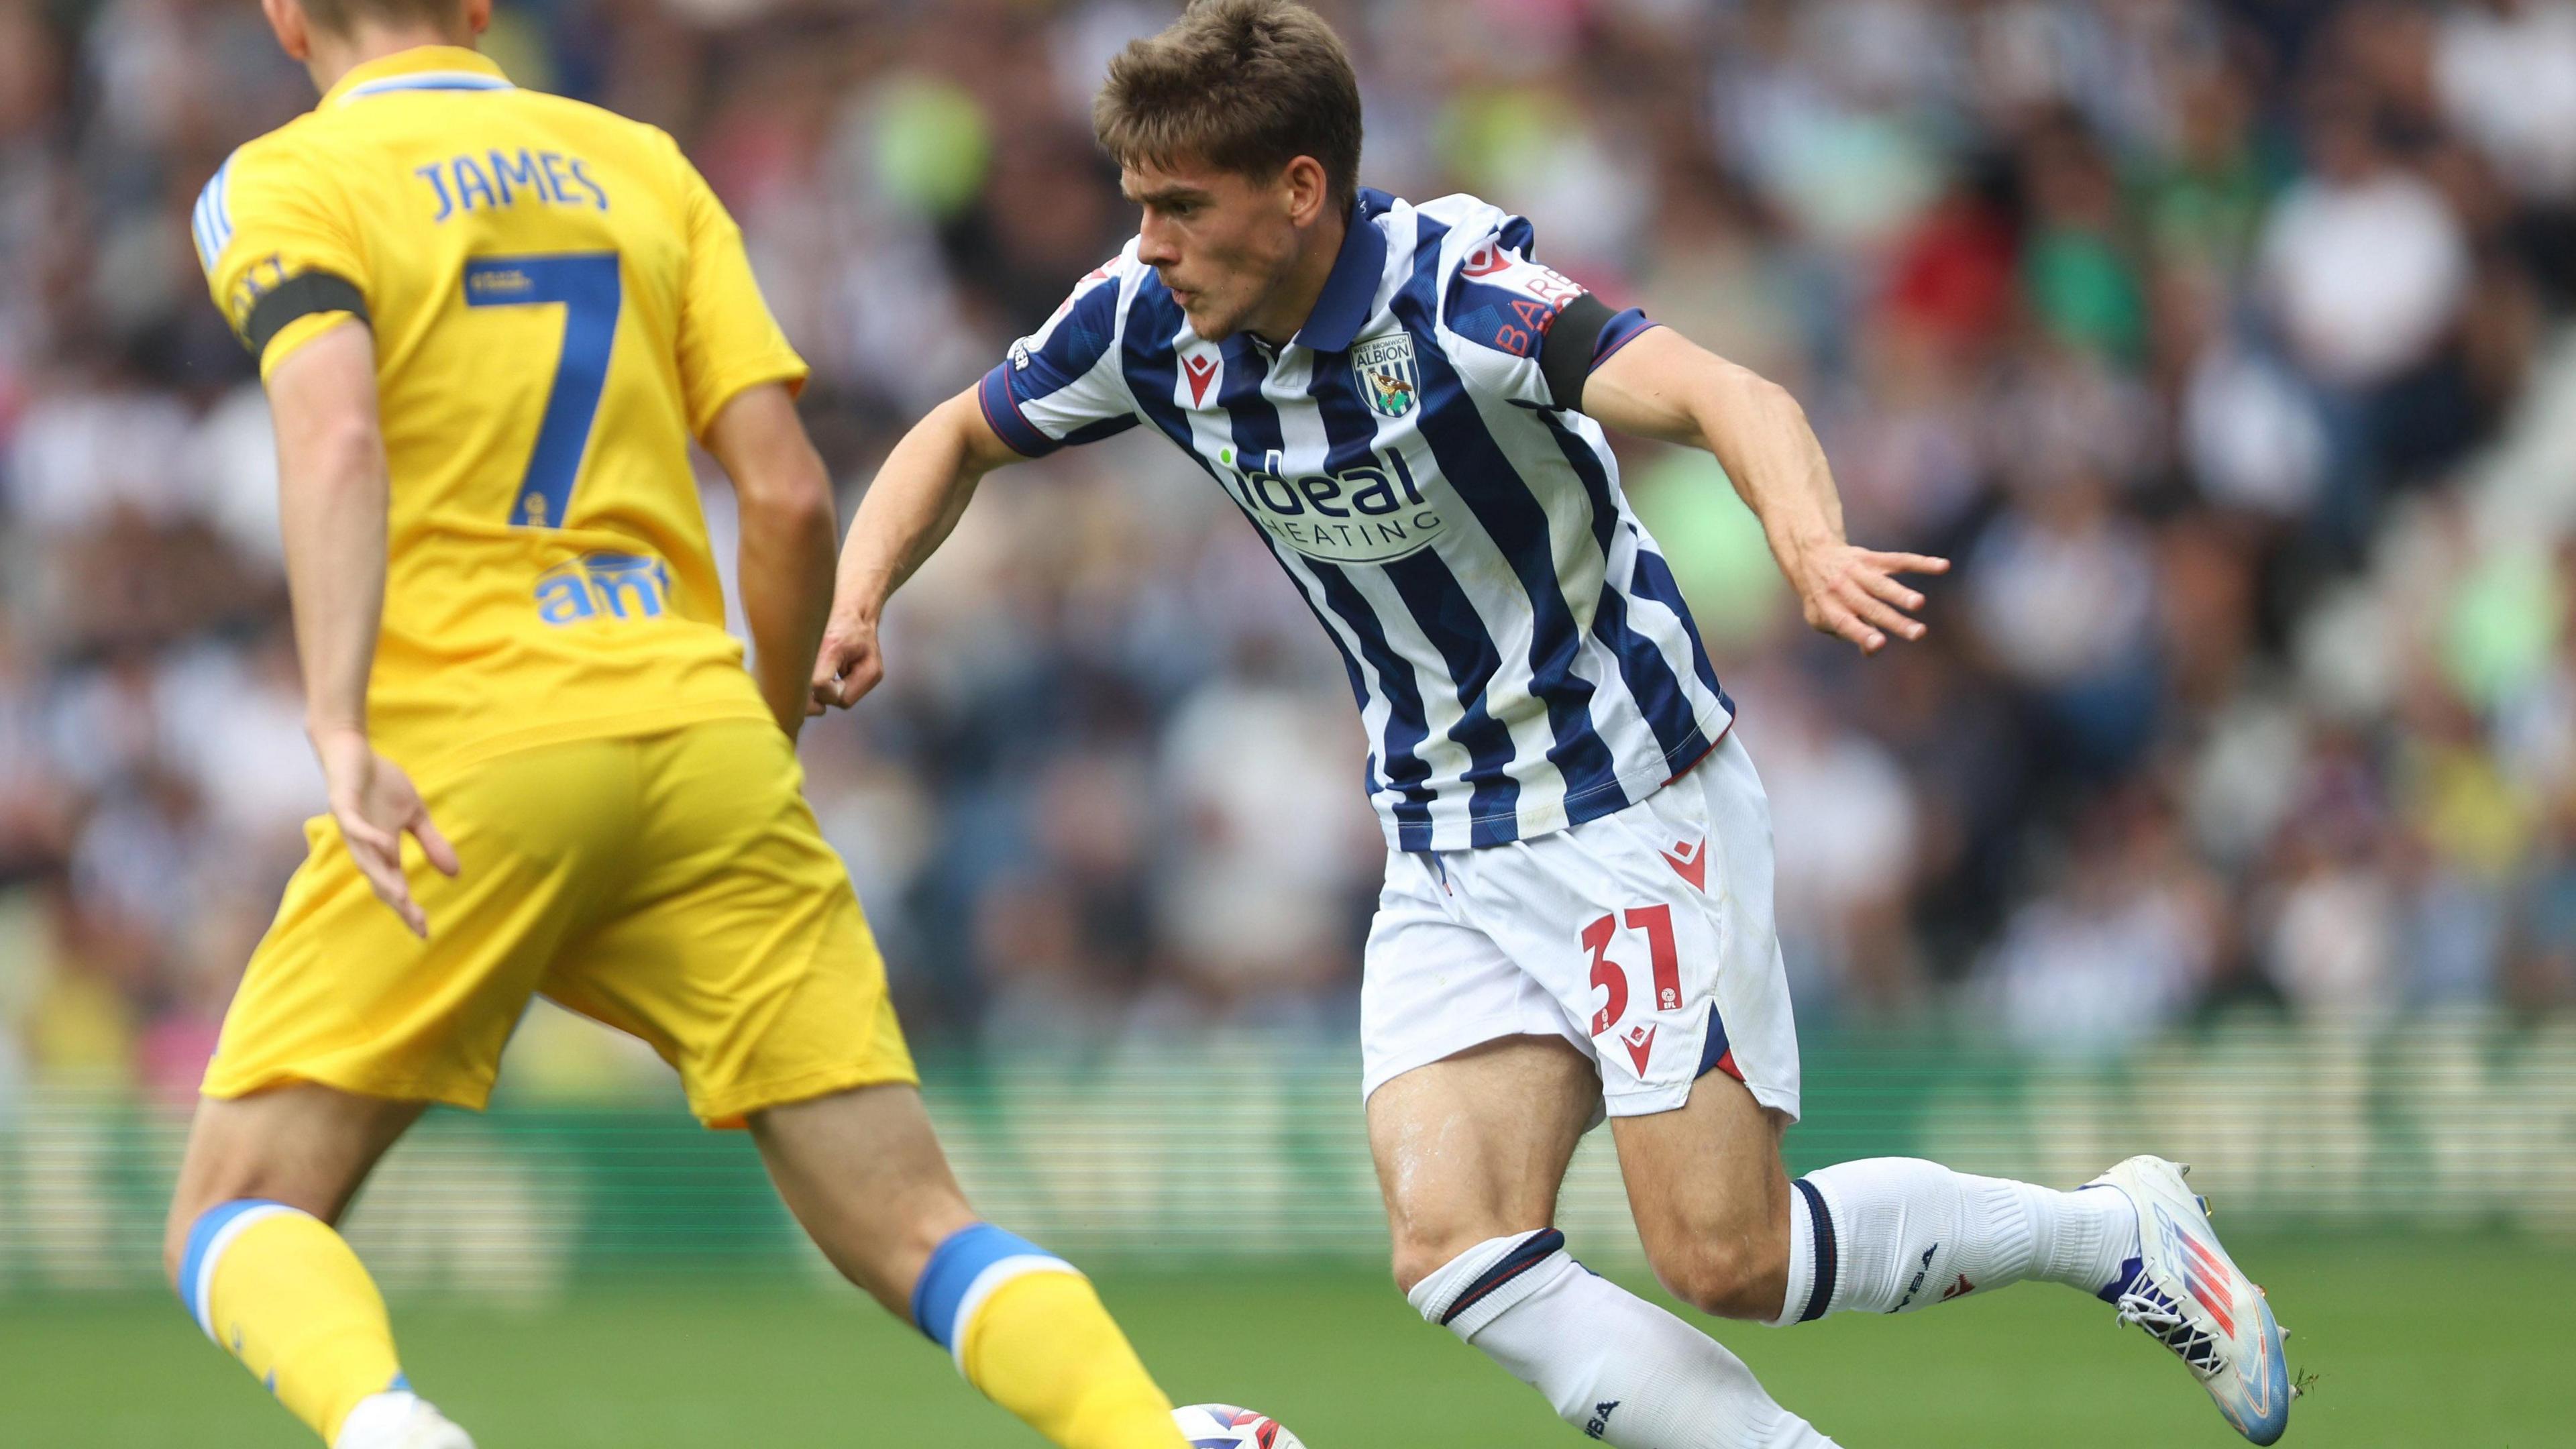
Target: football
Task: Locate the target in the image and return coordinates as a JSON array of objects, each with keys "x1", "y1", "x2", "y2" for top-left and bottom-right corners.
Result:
[{"x1": 1173, "y1": 1403, "x2": 1305, "y2": 1448}]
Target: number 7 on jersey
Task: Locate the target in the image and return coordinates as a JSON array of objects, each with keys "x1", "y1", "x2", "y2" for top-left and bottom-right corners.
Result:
[{"x1": 464, "y1": 252, "x2": 622, "y2": 529}]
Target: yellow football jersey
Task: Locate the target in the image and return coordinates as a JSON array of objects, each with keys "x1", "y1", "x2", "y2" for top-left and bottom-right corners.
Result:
[{"x1": 194, "y1": 46, "x2": 804, "y2": 780}]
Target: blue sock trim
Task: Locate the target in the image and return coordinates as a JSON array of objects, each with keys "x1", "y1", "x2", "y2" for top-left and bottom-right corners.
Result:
[
  {"x1": 910, "y1": 1224, "x2": 1055, "y2": 1350},
  {"x1": 1790, "y1": 1179, "x2": 1836, "y2": 1323},
  {"x1": 1439, "y1": 1228, "x2": 1566, "y2": 1325},
  {"x1": 2096, "y1": 1255, "x2": 2144, "y2": 1304},
  {"x1": 178, "y1": 1198, "x2": 294, "y2": 1332},
  {"x1": 390, "y1": 1371, "x2": 412, "y2": 1393}
]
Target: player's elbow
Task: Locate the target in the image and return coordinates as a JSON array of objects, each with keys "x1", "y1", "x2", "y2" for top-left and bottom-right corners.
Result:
[
  {"x1": 1709, "y1": 358, "x2": 1799, "y2": 425},
  {"x1": 290, "y1": 415, "x2": 384, "y2": 486},
  {"x1": 737, "y1": 445, "x2": 838, "y2": 537}
]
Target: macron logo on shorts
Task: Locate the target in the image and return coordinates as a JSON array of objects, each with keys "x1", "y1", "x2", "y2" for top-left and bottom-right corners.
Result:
[
  {"x1": 1621, "y1": 1023, "x2": 1656, "y2": 1074},
  {"x1": 1660, "y1": 837, "x2": 1706, "y2": 892}
]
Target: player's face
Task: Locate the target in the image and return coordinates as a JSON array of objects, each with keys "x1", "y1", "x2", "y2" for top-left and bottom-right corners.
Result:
[{"x1": 1124, "y1": 159, "x2": 1305, "y2": 341}]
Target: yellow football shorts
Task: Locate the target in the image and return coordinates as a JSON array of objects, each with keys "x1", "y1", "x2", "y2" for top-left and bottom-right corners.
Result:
[{"x1": 203, "y1": 718, "x2": 916, "y2": 1126}]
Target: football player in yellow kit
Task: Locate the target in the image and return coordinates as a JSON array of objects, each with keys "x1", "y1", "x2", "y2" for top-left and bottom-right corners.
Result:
[{"x1": 164, "y1": 1, "x2": 1193, "y2": 1446}]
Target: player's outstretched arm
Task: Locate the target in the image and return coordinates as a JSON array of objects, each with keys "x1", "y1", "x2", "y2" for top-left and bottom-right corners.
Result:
[
  {"x1": 704, "y1": 382, "x2": 838, "y2": 741},
  {"x1": 1582, "y1": 327, "x2": 1948, "y2": 655},
  {"x1": 810, "y1": 386, "x2": 1026, "y2": 711},
  {"x1": 266, "y1": 321, "x2": 458, "y2": 937}
]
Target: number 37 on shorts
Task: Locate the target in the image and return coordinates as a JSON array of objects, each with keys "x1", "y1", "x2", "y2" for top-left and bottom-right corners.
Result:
[
  {"x1": 1357, "y1": 734, "x2": 1805, "y2": 1122},
  {"x1": 1582, "y1": 903, "x2": 1693, "y2": 1076}
]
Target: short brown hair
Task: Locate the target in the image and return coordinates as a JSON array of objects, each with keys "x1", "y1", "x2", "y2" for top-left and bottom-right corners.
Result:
[
  {"x1": 1094, "y1": 0, "x2": 1364, "y2": 212},
  {"x1": 297, "y1": 0, "x2": 466, "y2": 37}
]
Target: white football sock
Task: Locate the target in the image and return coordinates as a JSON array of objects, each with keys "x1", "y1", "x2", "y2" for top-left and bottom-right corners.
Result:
[
  {"x1": 334, "y1": 1389, "x2": 471, "y2": 1449},
  {"x1": 1773, "y1": 1159, "x2": 2139, "y2": 1324},
  {"x1": 1411, "y1": 1230, "x2": 1835, "y2": 1448}
]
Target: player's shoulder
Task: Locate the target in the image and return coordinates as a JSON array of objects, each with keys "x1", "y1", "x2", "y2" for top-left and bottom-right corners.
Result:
[
  {"x1": 542, "y1": 95, "x2": 692, "y2": 165},
  {"x1": 1038, "y1": 239, "x2": 1155, "y2": 335},
  {"x1": 1407, "y1": 191, "x2": 1538, "y2": 259},
  {"x1": 1403, "y1": 194, "x2": 1581, "y2": 364},
  {"x1": 189, "y1": 119, "x2": 332, "y2": 274},
  {"x1": 477, "y1": 89, "x2": 702, "y2": 195},
  {"x1": 1075, "y1": 237, "x2": 1157, "y2": 300},
  {"x1": 206, "y1": 112, "x2": 331, "y2": 193}
]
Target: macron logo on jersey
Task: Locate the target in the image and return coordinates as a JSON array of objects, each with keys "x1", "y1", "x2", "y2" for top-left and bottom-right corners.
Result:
[{"x1": 1183, "y1": 353, "x2": 1219, "y2": 405}]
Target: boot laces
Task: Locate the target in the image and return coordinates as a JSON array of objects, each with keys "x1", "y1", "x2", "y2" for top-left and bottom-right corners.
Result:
[{"x1": 2114, "y1": 1281, "x2": 2223, "y2": 1381}]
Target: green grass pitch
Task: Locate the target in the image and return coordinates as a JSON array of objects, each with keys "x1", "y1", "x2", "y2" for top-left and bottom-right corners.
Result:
[{"x1": 6, "y1": 1237, "x2": 2563, "y2": 1446}]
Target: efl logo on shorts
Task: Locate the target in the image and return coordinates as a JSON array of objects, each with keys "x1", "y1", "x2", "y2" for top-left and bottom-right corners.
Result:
[{"x1": 535, "y1": 551, "x2": 674, "y2": 625}]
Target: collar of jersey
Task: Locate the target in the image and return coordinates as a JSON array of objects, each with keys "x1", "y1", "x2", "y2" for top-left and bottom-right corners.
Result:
[
  {"x1": 325, "y1": 46, "x2": 512, "y2": 107},
  {"x1": 1290, "y1": 188, "x2": 1393, "y2": 354}
]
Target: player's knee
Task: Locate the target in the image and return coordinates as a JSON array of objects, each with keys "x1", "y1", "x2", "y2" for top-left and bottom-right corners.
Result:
[
  {"x1": 1650, "y1": 1234, "x2": 1789, "y2": 1320},
  {"x1": 1388, "y1": 1237, "x2": 1452, "y2": 1299},
  {"x1": 1389, "y1": 1222, "x2": 1511, "y2": 1299}
]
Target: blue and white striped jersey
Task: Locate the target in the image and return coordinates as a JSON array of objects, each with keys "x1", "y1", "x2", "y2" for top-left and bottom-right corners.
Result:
[{"x1": 977, "y1": 189, "x2": 1733, "y2": 852}]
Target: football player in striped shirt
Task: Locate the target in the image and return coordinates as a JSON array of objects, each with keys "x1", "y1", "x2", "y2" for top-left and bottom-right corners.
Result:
[
  {"x1": 816, "y1": 2, "x2": 2292, "y2": 1446},
  {"x1": 168, "y1": 0, "x2": 1195, "y2": 1445}
]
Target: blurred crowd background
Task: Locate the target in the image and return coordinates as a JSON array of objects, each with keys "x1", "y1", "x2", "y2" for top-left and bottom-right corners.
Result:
[{"x1": 5, "y1": 0, "x2": 2576, "y2": 1109}]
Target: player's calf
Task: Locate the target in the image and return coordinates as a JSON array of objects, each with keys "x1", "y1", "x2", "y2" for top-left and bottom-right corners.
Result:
[
  {"x1": 752, "y1": 1085, "x2": 1189, "y2": 1449},
  {"x1": 167, "y1": 1089, "x2": 464, "y2": 1448}
]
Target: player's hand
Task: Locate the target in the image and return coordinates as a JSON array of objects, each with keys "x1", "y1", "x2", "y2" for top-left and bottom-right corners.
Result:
[
  {"x1": 312, "y1": 727, "x2": 460, "y2": 939},
  {"x1": 810, "y1": 610, "x2": 885, "y2": 712},
  {"x1": 1787, "y1": 543, "x2": 1949, "y2": 655}
]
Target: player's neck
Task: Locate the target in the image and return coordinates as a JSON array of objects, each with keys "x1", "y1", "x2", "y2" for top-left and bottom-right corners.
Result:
[
  {"x1": 303, "y1": 25, "x2": 478, "y2": 96},
  {"x1": 1243, "y1": 205, "x2": 1348, "y2": 349}
]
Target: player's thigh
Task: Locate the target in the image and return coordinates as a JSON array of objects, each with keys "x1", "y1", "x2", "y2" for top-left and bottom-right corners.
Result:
[
  {"x1": 1367, "y1": 1034, "x2": 1600, "y2": 1293},
  {"x1": 747, "y1": 1082, "x2": 976, "y2": 1316},
  {"x1": 164, "y1": 1084, "x2": 427, "y2": 1284},
  {"x1": 543, "y1": 719, "x2": 917, "y2": 1128},
  {"x1": 1608, "y1": 1068, "x2": 1795, "y2": 1320},
  {"x1": 204, "y1": 740, "x2": 637, "y2": 1113}
]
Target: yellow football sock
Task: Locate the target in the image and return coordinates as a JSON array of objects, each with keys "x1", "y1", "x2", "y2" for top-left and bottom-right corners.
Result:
[
  {"x1": 915, "y1": 1223, "x2": 1185, "y2": 1449},
  {"x1": 961, "y1": 1271, "x2": 1187, "y2": 1449},
  {"x1": 180, "y1": 1200, "x2": 405, "y2": 1445}
]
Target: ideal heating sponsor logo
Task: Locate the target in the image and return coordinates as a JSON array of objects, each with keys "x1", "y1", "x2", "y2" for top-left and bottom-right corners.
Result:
[
  {"x1": 1213, "y1": 445, "x2": 1447, "y2": 566},
  {"x1": 535, "y1": 552, "x2": 674, "y2": 625}
]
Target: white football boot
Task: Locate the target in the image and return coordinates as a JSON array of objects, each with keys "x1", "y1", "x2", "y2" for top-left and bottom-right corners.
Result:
[
  {"x1": 2090, "y1": 1156, "x2": 2294, "y2": 1444},
  {"x1": 333, "y1": 1390, "x2": 476, "y2": 1449}
]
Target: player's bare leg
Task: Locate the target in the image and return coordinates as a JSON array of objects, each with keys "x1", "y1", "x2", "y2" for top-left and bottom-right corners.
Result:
[
  {"x1": 1371, "y1": 1036, "x2": 1835, "y2": 1448},
  {"x1": 751, "y1": 1083, "x2": 1190, "y2": 1449},
  {"x1": 1371, "y1": 1036, "x2": 1594, "y2": 1292},
  {"x1": 747, "y1": 1081, "x2": 977, "y2": 1313},
  {"x1": 164, "y1": 1084, "x2": 468, "y2": 1448},
  {"x1": 1605, "y1": 1066, "x2": 1796, "y2": 1322}
]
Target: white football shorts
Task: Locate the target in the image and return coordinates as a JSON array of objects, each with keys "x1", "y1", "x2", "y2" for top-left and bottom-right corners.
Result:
[{"x1": 1359, "y1": 731, "x2": 1801, "y2": 1121}]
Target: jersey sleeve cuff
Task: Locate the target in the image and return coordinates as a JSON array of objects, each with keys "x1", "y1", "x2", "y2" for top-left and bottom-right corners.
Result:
[
  {"x1": 977, "y1": 364, "x2": 1060, "y2": 458},
  {"x1": 1593, "y1": 308, "x2": 1658, "y2": 366},
  {"x1": 688, "y1": 356, "x2": 810, "y2": 439},
  {"x1": 255, "y1": 311, "x2": 364, "y2": 380}
]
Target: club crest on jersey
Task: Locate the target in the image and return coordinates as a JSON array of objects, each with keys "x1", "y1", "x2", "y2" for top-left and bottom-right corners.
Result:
[{"x1": 1352, "y1": 333, "x2": 1419, "y2": 417}]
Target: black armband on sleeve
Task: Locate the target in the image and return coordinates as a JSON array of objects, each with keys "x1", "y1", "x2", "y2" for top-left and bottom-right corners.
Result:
[
  {"x1": 1539, "y1": 292, "x2": 1617, "y2": 412},
  {"x1": 241, "y1": 272, "x2": 370, "y2": 358}
]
